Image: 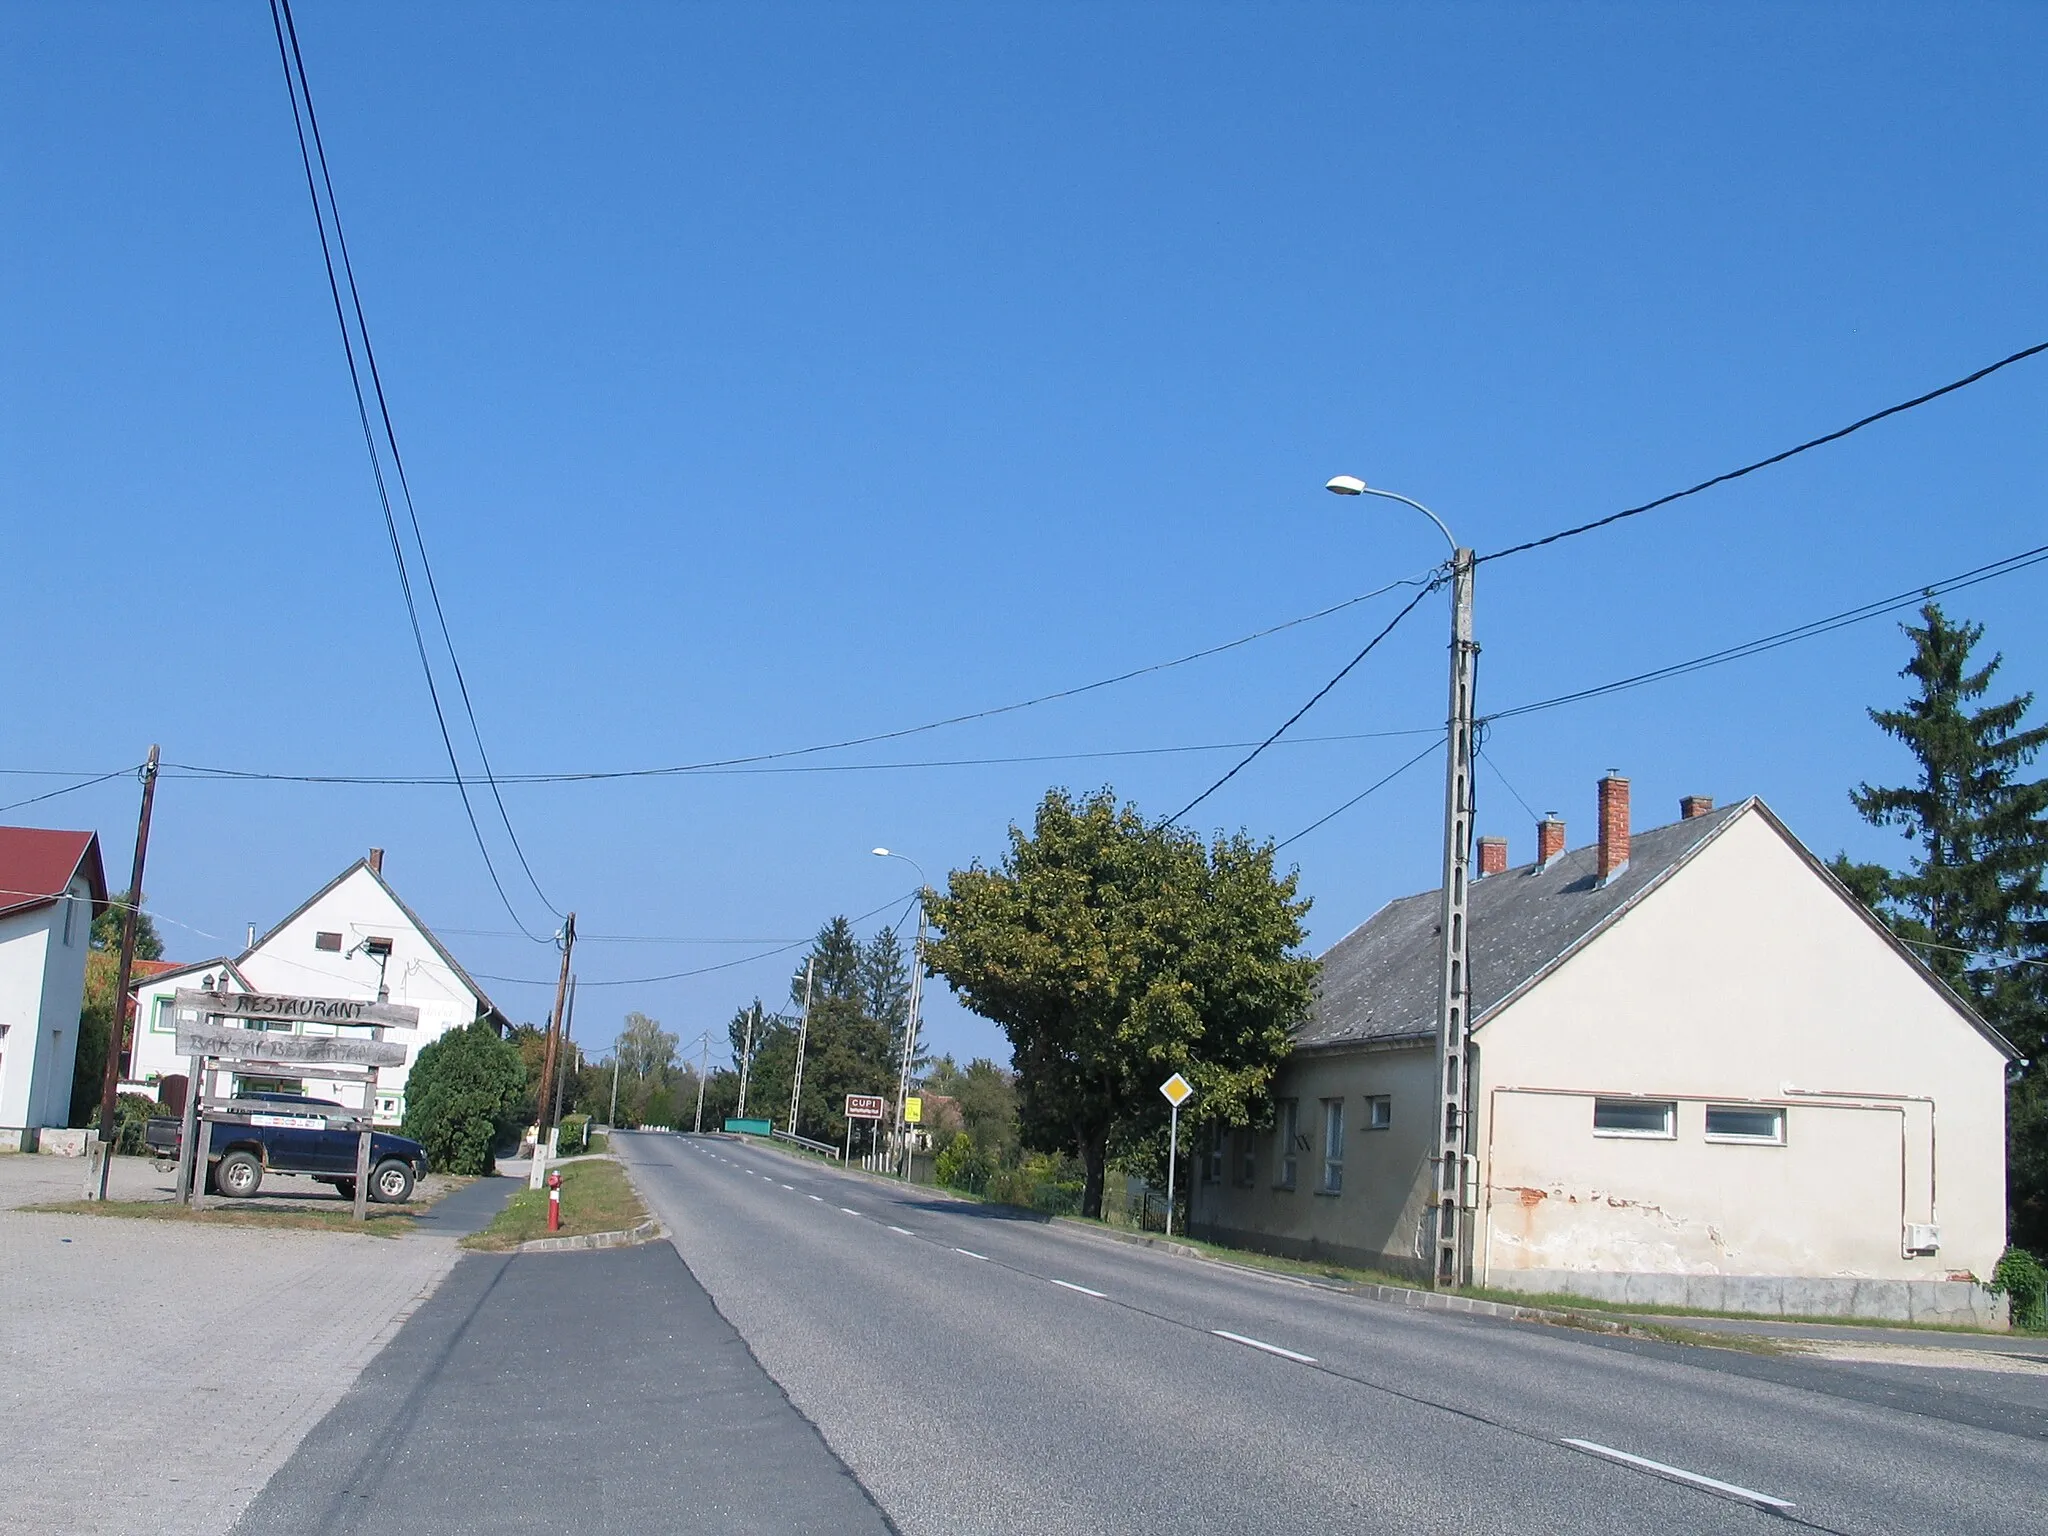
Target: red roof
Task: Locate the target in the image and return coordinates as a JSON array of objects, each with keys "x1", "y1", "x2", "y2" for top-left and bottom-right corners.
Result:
[
  {"x1": 0, "y1": 827, "x2": 109, "y2": 923},
  {"x1": 132, "y1": 959, "x2": 180, "y2": 979}
]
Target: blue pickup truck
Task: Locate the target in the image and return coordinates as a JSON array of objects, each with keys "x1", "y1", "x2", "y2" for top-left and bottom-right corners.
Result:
[{"x1": 147, "y1": 1092, "x2": 429, "y2": 1203}]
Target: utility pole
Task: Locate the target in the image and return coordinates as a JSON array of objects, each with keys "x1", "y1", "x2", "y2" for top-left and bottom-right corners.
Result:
[
  {"x1": 890, "y1": 897, "x2": 927, "y2": 1177},
  {"x1": 1430, "y1": 548, "x2": 1477, "y2": 1287},
  {"x1": 607, "y1": 1052, "x2": 620, "y2": 1128},
  {"x1": 550, "y1": 976, "x2": 577, "y2": 1134},
  {"x1": 89, "y1": 745, "x2": 159, "y2": 1201},
  {"x1": 736, "y1": 1000, "x2": 759, "y2": 1120},
  {"x1": 788, "y1": 958, "x2": 814, "y2": 1136},
  {"x1": 534, "y1": 912, "x2": 576, "y2": 1148},
  {"x1": 693, "y1": 1031, "x2": 709, "y2": 1133}
]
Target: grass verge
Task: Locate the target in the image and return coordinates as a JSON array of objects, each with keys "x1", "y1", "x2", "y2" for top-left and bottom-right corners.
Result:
[
  {"x1": 24, "y1": 1199, "x2": 415, "y2": 1236},
  {"x1": 462, "y1": 1157, "x2": 646, "y2": 1251}
]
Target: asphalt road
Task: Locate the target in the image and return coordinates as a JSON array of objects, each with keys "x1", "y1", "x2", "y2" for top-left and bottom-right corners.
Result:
[{"x1": 627, "y1": 1130, "x2": 2046, "y2": 1536}]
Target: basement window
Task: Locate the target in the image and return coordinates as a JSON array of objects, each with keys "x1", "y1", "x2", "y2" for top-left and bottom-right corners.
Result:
[
  {"x1": 1705, "y1": 1105, "x2": 1785, "y2": 1144},
  {"x1": 315, "y1": 931, "x2": 343, "y2": 952},
  {"x1": 1592, "y1": 1098, "x2": 1676, "y2": 1139}
]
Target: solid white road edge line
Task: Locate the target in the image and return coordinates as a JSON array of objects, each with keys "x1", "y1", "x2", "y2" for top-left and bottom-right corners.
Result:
[
  {"x1": 955, "y1": 1247, "x2": 990, "y2": 1260},
  {"x1": 1558, "y1": 1440, "x2": 1795, "y2": 1510},
  {"x1": 1211, "y1": 1329, "x2": 1317, "y2": 1365},
  {"x1": 1051, "y1": 1279, "x2": 1108, "y2": 1298}
]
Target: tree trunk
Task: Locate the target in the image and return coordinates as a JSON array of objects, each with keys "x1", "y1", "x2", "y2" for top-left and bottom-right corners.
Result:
[{"x1": 1081, "y1": 1132, "x2": 1107, "y2": 1219}]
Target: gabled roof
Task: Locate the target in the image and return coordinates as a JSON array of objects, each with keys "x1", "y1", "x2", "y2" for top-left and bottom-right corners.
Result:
[
  {"x1": 0, "y1": 826, "x2": 108, "y2": 923},
  {"x1": 240, "y1": 858, "x2": 510, "y2": 1029},
  {"x1": 1296, "y1": 798, "x2": 2017, "y2": 1059},
  {"x1": 126, "y1": 957, "x2": 251, "y2": 995}
]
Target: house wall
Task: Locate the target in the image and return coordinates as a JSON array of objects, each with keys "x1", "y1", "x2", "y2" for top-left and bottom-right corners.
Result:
[
  {"x1": 1189, "y1": 1041, "x2": 1439, "y2": 1281},
  {"x1": 1475, "y1": 809, "x2": 2010, "y2": 1324},
  {"x1": 127, "y1": 965, "x2": 248, "y2": 1092},
  {"x1": 234, "y1": 869, "x2": 484, "y2": 1123},
  {"x1": 0, "y1": 881, "x2": 92, "y2": 1135}
]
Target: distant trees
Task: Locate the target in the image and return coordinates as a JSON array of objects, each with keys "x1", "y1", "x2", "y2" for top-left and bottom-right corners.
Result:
[
  {"x1": 403, "y1": 1021, "x2": 528, "y2": 1174},
  {"x1": 925, "y1": 787, "x2": 1318, "y2": 1218},
  {"x1": 616, "y1": 1011, "x2": 678, "y2": 1080},
  {"x1": 70, "y1": 895, "x2": 168, "y2": 1126},
  {"x1": 1832, "y1": 605, "x2": 2048, "y2": 1250}
]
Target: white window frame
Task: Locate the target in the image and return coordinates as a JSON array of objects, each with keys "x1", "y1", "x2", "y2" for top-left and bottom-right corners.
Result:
[
  {"x1": 1704, "y1": 1104, "x2": 1786, "y2": 1145},
  {"x1": 1319, "y1": 1098, "x2": 1344, "y2": 1194},
  {"x1": 1592, "y1": 1097, "x2": 1677, "y2": 1139}
]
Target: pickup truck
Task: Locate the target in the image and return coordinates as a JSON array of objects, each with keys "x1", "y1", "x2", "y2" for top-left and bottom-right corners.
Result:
[{"x1": 146, "y1": 1092, "x2": 429, "y2": 1203}]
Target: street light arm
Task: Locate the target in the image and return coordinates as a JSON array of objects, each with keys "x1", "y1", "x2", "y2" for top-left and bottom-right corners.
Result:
[{"x1": 1358, "y1": 487, "x2": 1459, "y2": 554}]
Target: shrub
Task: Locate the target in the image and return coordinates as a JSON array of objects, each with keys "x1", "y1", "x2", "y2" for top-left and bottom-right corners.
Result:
[
  {"x1": 935, "y1": 1132, "x2": 992, "y2": 1194},
  {"x1": 1989, "y1": 1246, "x2": 2047, "y2": 1332},
  {"x1": 402, "y1": 1022, "x2": 527, "y2": 1175},
  {"x1": 556, "y1": 1114, "x2": 590, "y2": 1157},
  {"x1": 986, "y1": 1151, "x2": 1083, "y2": 1215},
  {"x1": 114, "y1": 1093, "x2": 163, "y2": 1157}
]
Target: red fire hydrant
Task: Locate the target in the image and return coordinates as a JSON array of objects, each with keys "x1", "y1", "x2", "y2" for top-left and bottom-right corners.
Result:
[{"x1": 546, "y1": 1168, "x2": 562, "y2": 1232}]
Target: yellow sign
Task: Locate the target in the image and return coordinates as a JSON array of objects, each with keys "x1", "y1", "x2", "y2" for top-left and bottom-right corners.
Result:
[
  {"x1": 904, "y1": 1096, "x2": 923, "y2": 1124},
  {"x1": 1160, "y1": 1073, "x2": 1193, "y2": 1108}
]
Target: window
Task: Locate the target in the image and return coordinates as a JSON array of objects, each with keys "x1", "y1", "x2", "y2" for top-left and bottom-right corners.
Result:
[
  {"x1": 62, "y1": 891, "x2": 76, "y2": 946},
  {"x1": 315, "y1": 931, "x2": 343, "y2": 952},
  {"x1": 1204, "y1": 1123, "x2": 1225, "y2": 1183},
  {"x1": 1234, "y1": 1129, "x2": 1256, "y2": 1187},
  {"x1": 1320, "y1": 1099, "x2": 1345, "y2": 1193},
  {"x1": 1275, "y1": 1099, "x2": 1299, "y2": 1189},
  {"x1": 151, "y1": 997, "x2": 177, "y2": 1034},
  {"x1": 1706, "y1": 1105, "x2": 1785, "y2": 1144},
  {"x1": 1364, "y1": 1095, "x2": 1391, "y2": 1131},
  {"x1": 1593, "y1": 1098, "x2": 1676, "y2": 1138}
]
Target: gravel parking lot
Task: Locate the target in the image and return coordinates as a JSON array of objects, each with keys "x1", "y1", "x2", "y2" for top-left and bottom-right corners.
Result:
[{"x1": 0, "y1": 1152, "x2": 471, "y2": 1536}]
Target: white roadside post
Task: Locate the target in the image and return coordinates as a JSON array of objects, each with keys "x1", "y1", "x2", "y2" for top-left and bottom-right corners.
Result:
[{"x1": 1160, "y1": 1072, "x2": 1193, "y2": 1238}]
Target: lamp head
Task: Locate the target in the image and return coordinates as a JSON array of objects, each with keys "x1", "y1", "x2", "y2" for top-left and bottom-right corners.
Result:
[
  {"x1": 871, "y1": 847, "x2": 890, "y2": 857},
  {"x1": 1325, "y1": 475, "x2": 1367, "y2": 496}
]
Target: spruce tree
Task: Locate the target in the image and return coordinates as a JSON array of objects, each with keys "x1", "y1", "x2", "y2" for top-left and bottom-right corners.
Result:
[{"x1": 1836, "y1": 604, "x2": 2048, "y2": 1247}]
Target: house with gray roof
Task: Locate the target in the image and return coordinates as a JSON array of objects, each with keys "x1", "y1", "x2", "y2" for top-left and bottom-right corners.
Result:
[{"x1": 1188, "y1": 776, "x2": 2017, "y2": 1325}]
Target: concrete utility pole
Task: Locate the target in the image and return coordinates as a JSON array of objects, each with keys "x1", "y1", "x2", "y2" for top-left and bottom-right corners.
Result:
[
  {"x1": 788, "y1": 958, "x2": 815, "y2": 1135},
  {"x1": 88, "y1": 745, "x2": 159, "y2": 1201},
  {"x1": 535, "y1": 912, "x2": 576, "y2": 1144},
  {"x1": 550, "y1": 976, "x2": 577, "y2": 1134},
  {"x1": 607, "y1": 1052, "x2": 620, "y2": 1128},
  {"x1": 1326, "y1": 477, "x2": 1475, "y2": 1287},
  {"x1": 871, "y1": 848, "x2": 929, "y2": 1179},
  {"x1": 693, "y1": 1031, "x2": 709, "y2": 1133},
  {"x1": 736, "y1": 1001, "x2": 759, "y2": 1120}
]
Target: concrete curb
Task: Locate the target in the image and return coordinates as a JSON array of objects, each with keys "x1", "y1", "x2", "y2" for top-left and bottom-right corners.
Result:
[{"x1": 518, "y1": 1218, "x2": 664, "y2": 1254}]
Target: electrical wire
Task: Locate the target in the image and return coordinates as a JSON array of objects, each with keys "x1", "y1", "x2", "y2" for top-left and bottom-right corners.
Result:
[
  {"x1": 1273, "y1": 737, "x2": 1444, "y2": 851},
  {"x1": 269, "y1": 0, "x2": 555, "y2": 937},
  {"x1": 1166, "y1": 578, "x2": 1444, "y2": 825},
  {"x1": 1479, "y1": 340, "x2": 2048, "y2": 565},
  {"x1": 1478, "y1": 746, "x2": 1545, "y2": 825},
  {"x1": 0, "y1": 765, "x2": 141, "y2": 816}
]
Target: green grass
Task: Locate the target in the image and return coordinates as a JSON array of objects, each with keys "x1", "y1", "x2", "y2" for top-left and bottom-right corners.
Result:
[
  {"x1": 462, "y1": 1157, "x2": 646, "y2": 1250},
  {"x1": 23, "y1": 1199, "x2": 415, "y2": 1236}
]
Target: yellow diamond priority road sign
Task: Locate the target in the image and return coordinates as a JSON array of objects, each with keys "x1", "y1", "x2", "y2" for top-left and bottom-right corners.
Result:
[{"x1": 1160, "y1": 1072, "x2": 1193, "y2": 1107}]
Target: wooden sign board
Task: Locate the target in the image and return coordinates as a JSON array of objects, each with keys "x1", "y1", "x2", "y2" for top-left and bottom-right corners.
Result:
[
  {"x1": 174, "y1": 989, "x2": 419, "y2": 1030},
  {"x1": 174, "y1": 1020, "x2": 407, "y2": 1069},
  {"x1": 844, "y1": 1094, "x2": 886, "y2": 1121}
]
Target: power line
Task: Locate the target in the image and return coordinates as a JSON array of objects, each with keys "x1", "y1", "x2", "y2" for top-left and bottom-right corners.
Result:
[
  {"x1": 0, "y1": 765, "x2": 142, "y2": 816},
  {"x1": 269, "y1": 0, "x2": 555, "y2": 937},
  {"x1": 1479, "y1": 340, "x2": 2048, "y2": 565},
  {"x1": 1482, "y1": 540, "x2": 2048, "y2": 726},
  {"x1": 1274, "y1": 738, "x2": 1444, "y2": 851},
  {"x1": 1166, "y1": 579, "x2": 1444, "y2": 826}
]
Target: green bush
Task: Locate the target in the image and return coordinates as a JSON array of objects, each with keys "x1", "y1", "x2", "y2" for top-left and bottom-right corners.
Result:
[
  {"x1": 114, "y1": 1093, "x2": 163, "y2": 1157},
  {"x1": 1989, "y1": 1246, "x2": 2047, "y2": 1332},
  {"x1": 935, "y1": 1132, "x2": 992, "y2": 1194},
  {"x1": 402, "y1": 1022, "x2": 527, "y2": 1175},
  {"x1": 987, "y1": 1151, "x2": 1083, "y2": 1215},
  {"x1": 556, "y1": 1114, "x2": 590, "y2": 1157}
]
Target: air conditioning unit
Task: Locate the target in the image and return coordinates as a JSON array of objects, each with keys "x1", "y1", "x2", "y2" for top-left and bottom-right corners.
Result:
[{"x1": 1904, "y1": 1223, "x2": 1940, "y2": 1256}]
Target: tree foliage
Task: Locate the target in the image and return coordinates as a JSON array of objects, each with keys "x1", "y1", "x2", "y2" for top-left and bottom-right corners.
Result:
[
  {"x1": 1831, "y1": 606, "x2": 2048, "y2": 1249},
  {"x1": 402, "y1": 1021, "x2": 528, "y2": 1174},
  {"x1": 924, "y1": 786, "x2": 1318, "y2": 1218},
  {"x1": 92, "y1": 900, "x2": 163, "y2": 961},
  {"x1": 617, "y1": 1011, "x2": 678, "y2": 1079}
]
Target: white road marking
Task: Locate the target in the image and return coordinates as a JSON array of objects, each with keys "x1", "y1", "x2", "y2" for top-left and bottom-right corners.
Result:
[
  {"x1": 888, "y1": 1225, "x2": 914, "y2": 1235},
  {"x1": 1051, "y1": 1279, "x2": 1108, "y2": 1298},
  {"x1": 808, "y1": 1194, "x2": 824, "y2": 1202},
  {"x1": 1559, "y1": 1440, "x2": 1795, "y2": 1510},
  {"x1": 840, "y1": 1207, "x2": 862, "y2": 1216},
  {"x1": 781, "y1": 1183, "x2": 795, "y2": 1190},
  {"x1": 954, "y1": 1247, "x2": 990, "y2": 1261},
  {"x1": 1211, "y1": 1329, "x2": 1317, "y2": 1365}
]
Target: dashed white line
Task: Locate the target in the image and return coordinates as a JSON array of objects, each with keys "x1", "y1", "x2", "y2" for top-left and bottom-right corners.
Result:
[
  {"x1": 839, "y1": 1207, "x2": 862, "y2": 1216},
  {"x1": 808, "y1": 1194, "x2": 824, "y2": 1202},
  {"x1": 1559, "y1": 1440, "x2": 1794, "y2": 1510},
  {"x1": 887, "y1": 1225, "x2": 914, "y2": 1235},
  {"x1": 954, "y1": 1247, "x2": 990, "y2": 1261},
  {"x1": 781, "y1": 1183, "x2": 795, "y2": 1190},
  {"x1": 1051, "y1": 1279, "x2": 1108, "y2": 1298},
  {"x1": 1211, "y1": 1329, "x2": 1317, "y2": 1365}
]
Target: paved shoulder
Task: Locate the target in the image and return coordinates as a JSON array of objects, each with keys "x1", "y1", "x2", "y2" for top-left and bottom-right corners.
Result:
[{"x1": 232, "y1": 1241, "x2": 896, "y2": 1536}]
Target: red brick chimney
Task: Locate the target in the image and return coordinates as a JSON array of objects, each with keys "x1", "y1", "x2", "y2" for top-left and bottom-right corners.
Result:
[
  {"x1": 1597, "y1": 774, "x2": 1630, "y2": 882},
  {"x1": 1536, "y1": 815, "x2": 1566, "y2": 869},
  {"x1": 368, "y1": 847, "x2": 385, "y2": 875},
  {"x1": 1478, "y1": 836, "x2": 1508, "y2": 877},
  {"x1": 1679, "y1": 795, "x2": 1714, "y2": 820}
]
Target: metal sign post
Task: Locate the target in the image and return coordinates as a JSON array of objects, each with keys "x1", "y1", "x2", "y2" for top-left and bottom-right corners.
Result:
[{"x1": 1160, "y1": 1073, "x2": 1192, "y2": 1238}]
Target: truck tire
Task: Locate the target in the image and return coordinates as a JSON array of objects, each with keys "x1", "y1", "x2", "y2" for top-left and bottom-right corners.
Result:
[
  {"x1": 217, "y1": 1151, "x2": 263, "y2": 1198},
  {"x1": 369, "y1": 1159, "x2": 416, "y2": 1204}
]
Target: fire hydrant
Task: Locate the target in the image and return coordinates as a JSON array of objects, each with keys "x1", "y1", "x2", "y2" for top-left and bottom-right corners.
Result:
[{"x1": 546, "y1": 1168, "x2": 562, "y2": 1232}]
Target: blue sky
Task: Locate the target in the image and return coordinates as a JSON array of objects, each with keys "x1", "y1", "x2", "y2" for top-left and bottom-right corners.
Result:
[{"x1": 5, "y1": 3, "x2": 2045, "y2": 1069}]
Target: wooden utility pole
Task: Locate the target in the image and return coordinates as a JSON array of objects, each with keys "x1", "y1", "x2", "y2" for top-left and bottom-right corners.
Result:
[
  {"x1": 534, "y1": 912, "x2": 576, "y2": 1143},
  {"x1": 89, "y1": 745, "x2": 159, "y2": 1202},
  {"x1": 550, "y1": 975, "x2": 577, "y2": 1134}
]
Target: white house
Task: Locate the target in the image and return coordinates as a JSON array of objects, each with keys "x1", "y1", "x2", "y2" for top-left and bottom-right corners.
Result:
[
  {"x1": 132, "y1": 849, "x2": 510, "y2": 1125},
  {"x1": 124, "y1": 957, "x2": 252, "y2": 1102},
  {"x1": 0, "y1": 826, "x2": 108, "y2": 1145},
  {"x1": 1190, "y1": 777, "x2": 2017, "y2": 1326}
]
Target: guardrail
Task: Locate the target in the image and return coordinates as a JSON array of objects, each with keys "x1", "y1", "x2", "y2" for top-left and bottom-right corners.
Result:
[{"x1": 771, "y1": 1127, "x2": 843, "y2": 1161}]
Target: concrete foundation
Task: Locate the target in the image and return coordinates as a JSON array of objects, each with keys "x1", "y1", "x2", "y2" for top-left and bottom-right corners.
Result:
[
  {"x1": 35, "y1": 1128, "x2": 90, "y2": 1157},
  {"x1": 1484, "y1": 1267, "x2": 2007, "y2": 1329}
]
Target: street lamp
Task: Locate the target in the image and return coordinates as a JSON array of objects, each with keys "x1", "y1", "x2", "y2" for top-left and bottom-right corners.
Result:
[
  {"x1": 1326, "y1": 473, "x2": 1476, "y2": 1289},
  {"x1": 871, "y1": 848, "x2": 929, "y2": 1178}
]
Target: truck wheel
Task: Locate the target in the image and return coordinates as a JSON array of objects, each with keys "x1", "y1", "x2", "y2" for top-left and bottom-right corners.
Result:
[
  {"x1": 369, "y1": 1160, "x2": 416, "y2": 1204},
  {"x1": 217, "y1": 1151, "x2": 263, "y2": 1198},
  {"x1": 331, "y1": 1178, "x2": 356, "y2": 1201}
]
